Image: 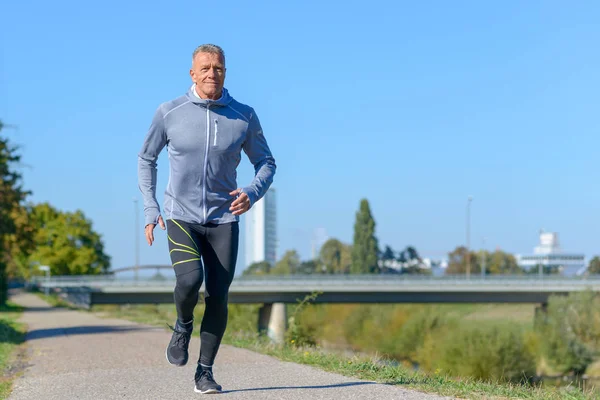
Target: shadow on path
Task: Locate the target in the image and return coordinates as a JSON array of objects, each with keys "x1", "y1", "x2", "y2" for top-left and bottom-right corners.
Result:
[
  {"x1": 20, "y1": 306, "x2": 67, "y2": 313},
  {"x1": 222, "y1": 381, "x2": 379, "y2": 394},
  {"x1": 0, "y1": 318, "x2": 25, "y2": 345},
  {"x1": 26, "y1": 325, "x2": 161, "y2": 340}
]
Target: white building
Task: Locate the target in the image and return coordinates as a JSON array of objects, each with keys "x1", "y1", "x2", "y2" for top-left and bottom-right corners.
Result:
[
  {"x1": 245, "y1": 187, "x2": 277, "y2": 268},
  {"x1": 515, "y1": 231, "x2": 586, "y2": 276}
]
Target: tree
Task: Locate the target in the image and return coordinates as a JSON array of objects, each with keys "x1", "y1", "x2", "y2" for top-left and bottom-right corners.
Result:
[
  {"x1": 242, "y1": 261, "x2": 272, "y2": 276},
  {"x1": 405, "y1": 246, "x2": 420, "y2": 261},
  {"x1": 381, "y1": 245, "x2": 396, "y2": 261},
  {"x1": 486, "y1": 250, "x2": 521, "y2": 275},
  {"x1": 397, "y1": 249, "x2": 407, "y2": 263},
  {"x1": 378, "y1": 245, "x2": 398, "y2": 274},
  {"x1": 587, "y1": 256, "x2": 600, "y2": 275},
  {"x1": 271, "y1": 250, "x2": 301, "y2": 275},
  {"x1": 297, "y1": 260, "x2": 318, "y2": 275},
  {"x1": 447, "y1": 246, "x2": 523, "y2": 275},
  {"x1": 0, "y1": 121, "x2": 30, "y2": 304},
  {"x1": 446, "y1": 246, "x2": 480, "y2": 275},
  {"x1": 351, "y1": 199, "x2": 379, "y2": 274},
  {"x1": 320, "y1": 238, "x2": 351, "y2": 274},
  {"x1": 399, "y1": 246, "x2": 430, "y2": 275},
  {"x1": 27, "y1": 203, "x2": 110, "y2": 275},
  {"x1": 3, "y1": 203, "x2": 36, "y2": 279}
]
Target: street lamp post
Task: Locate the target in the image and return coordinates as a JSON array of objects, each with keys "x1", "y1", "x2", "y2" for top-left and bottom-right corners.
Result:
[
  {"x1": 134, "y1": 198, "x2": 140, "y2": 281},
  {"x1": 39, "y1": 265, "x2": 50, "y2": 296},
  {"x1": 481, "y1": 237, "x2": 486, "y2": 279},
  {"x1": 466, "y1": 196, "x2": 473, "y2": 279}
]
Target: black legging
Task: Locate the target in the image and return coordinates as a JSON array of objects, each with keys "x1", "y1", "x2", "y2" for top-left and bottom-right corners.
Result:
[{"x1": 166, "y1": 219, "x2": 238, "y2": 367}]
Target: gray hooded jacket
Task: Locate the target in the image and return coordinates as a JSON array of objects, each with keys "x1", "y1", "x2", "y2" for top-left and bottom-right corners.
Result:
[{"x1": 138, "y1": 86, "x2": 276, "y2": 226}]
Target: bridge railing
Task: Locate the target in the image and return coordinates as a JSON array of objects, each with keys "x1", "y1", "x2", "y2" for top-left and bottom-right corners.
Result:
[{"x1": 30, "y1": 274, "x2": 600, "y2": 289}]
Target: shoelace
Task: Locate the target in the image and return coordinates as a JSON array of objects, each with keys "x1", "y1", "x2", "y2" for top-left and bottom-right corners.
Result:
[
  {"x1": 195, "y1": 369, "x2": 215, "y2": 384},
  {"x1": 167, "y1": 323, "x2": 190, "y2": 348}
]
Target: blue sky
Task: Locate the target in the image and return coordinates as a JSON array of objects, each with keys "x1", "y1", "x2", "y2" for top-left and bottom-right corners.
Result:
[{"x1": 1, "y1": 1, "x2": 599, "y2": 274}]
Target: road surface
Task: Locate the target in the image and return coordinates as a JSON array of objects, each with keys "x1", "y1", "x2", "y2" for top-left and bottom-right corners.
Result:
[{"x1": 8, "y1": 292, "x2": 451, "y2": 399}]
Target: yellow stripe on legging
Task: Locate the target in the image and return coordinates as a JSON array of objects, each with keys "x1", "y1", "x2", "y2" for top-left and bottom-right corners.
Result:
[
  {"x1": 171, "y1": 219, "x2": 200, "y2": 253},
  {"x1": 170, "y1": 248, "x2": 200, "y2": 257},
  {"x1": 168, "y1": 235, "x2": 200, "y2": 256},
  {"x1": 172, "y1": 257, "x2": 201, "y2": 267}
]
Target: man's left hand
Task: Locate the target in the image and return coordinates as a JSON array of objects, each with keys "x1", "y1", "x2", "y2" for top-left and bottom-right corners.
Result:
[{"x1": 229, "y1": 189, "x2": 251, "y2": 216}]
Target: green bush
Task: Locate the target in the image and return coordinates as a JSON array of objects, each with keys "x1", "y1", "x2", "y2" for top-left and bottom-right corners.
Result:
[
  {"x1": 226, "y1": 304, "x2": 261, "y2": 333},
  {"x1": 342, "y1": 305, "x2": 373, "y2": 348},
  {"x1": 536, "y1": 291, "x2": 600, "y2": 375},
  {"x1": 286, "y1": 315, "x2": 317, "y2": 347},
  {"x1": 290, "y1": 303, "x2": 570, "y2": 383},
  {"x1": 418, "y1": 321, "x2": 536, "y2": 383},
  {"x1": 286, "y1": 292, "x2": 320, "y2": 348},
  {"x1": 393, "y1": 308, "x2": 448, "y2": 360}
]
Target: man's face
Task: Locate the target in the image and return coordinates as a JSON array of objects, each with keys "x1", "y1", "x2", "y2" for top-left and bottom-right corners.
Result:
[{"x1": 190, "y1": 52, "x2": 226, "y2": 100}]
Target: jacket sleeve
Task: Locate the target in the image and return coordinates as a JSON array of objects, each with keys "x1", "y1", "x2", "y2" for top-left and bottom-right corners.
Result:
[
  {"x1": 137, "y1": 106, "x2": 167, "y2": 226},
  {"x1": 241, "y1": 109, "x2": 276, "y2": 207}
]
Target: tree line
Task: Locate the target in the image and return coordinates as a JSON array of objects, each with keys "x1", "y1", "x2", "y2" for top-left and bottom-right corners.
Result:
[
  {"x1": 0, "y1": 121, "x2": 110, "y2": 304},
  {"x1": 245, "y1": 197, "x2": 600, "y2": 277},
  {"x1": 245, "y1": 198, "x2": 432, "y2": 276}
]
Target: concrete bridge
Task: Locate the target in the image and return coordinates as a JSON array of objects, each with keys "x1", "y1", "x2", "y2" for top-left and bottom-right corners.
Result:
[{"x1": 32, "y1": 274, "x2": 600, "y2": 342}]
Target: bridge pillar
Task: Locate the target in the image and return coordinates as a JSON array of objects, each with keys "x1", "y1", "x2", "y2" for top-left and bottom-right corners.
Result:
[
  {"x1": 258, "y1": 303, "x2": 272, "y2": 334},
  {"x1": 534, "y1": 302, "x2": 548, "y2": 328},
  {"x1": 257, "y1": 303, "x2": 287, "y2": 343}
]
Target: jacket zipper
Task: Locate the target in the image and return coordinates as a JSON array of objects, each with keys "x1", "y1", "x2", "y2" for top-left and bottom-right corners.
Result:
[
  {"x1": 202, "y1": 105, "x2": 210, "y2": 222},
  {"x1": 213, "y1": 119, "x2": 218, "y2": 146}
]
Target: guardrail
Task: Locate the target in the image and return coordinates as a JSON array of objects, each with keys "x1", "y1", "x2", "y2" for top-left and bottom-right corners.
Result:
[
  {"x1": 28, "y1": 274, "x2": 600, "y2": 307},
  {"x1": 31, "y1": 274, "x2": 600, "y2": 288}
]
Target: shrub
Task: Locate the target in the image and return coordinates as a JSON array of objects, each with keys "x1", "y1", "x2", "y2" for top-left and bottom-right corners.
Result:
[
  {"x1": 536, "y1": 291, "x2": 600, "y2": 375},
  {"x1": 286, "y1": 292, "x2": 320, "y2": 348},
  {"x1": 394, "y1": 308, "x2": 447, "y2": 360},
  {"x1": 418, "y1": 321, "x2": 536, "y2": 383}
]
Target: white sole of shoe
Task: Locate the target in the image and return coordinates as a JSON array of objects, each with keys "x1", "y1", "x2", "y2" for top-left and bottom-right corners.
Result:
[{"x1": 194, "y1": 386, "x2": 221, "y2": 394}]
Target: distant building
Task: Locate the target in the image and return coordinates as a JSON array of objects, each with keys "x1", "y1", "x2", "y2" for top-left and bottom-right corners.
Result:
[
  {"x1": 378, "y1": 257, "x2": 443, "y2": 274},
  {"x1": 515, "y1": 231, "x2": 586, "y2": 276},
  {"x1": 245, "y1": 188, "x2": 277, "y2": 268},
  {"x1": 429, "y1": 259, "x2": 448, "y2": 277}
]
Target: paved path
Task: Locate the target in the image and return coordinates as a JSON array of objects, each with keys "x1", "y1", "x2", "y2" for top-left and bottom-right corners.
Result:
[{"x1": 8, "y1": 292, "x2": 451, "y2": 399}]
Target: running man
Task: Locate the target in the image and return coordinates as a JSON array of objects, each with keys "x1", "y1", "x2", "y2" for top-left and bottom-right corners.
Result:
[{"x1": 137, "y1": 44, "x2": 276, "y2": 394}]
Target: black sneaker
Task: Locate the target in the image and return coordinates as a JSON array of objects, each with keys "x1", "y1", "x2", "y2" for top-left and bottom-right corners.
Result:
[
  {"x1": 165, "y1": 321, "x2": 192, "y2": 366},
  {"x1": 194, "y1": 369, "x2": 222, "y2": 394}
]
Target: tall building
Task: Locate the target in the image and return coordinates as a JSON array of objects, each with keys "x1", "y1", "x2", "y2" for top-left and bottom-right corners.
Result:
[
  {"x1": 245, "y1": 187, "x2": 277, "y2": 268},
  {"x1": 515, "y1": 230, "x2": 586, "y2": 276}
]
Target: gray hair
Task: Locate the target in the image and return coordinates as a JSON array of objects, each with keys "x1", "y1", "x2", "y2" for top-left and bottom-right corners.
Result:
[{"x1": 192, "y1": 44, "x2": 225, "y2": 64}]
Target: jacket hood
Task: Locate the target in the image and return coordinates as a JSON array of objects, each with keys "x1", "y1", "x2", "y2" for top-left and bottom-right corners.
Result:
[{"x1": 186, "y1": 85, "x2": 232, "y2": 107}]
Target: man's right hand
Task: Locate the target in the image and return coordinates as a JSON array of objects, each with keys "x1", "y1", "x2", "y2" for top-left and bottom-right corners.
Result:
[{"x1": 145, "y1": 215, "x2": 166, "y2": 246}]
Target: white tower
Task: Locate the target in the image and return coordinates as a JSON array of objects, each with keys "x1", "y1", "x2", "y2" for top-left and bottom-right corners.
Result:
[
  {"x1": 245, "y1": 188, "x2": 277, "y2": 268},
  {"x1": 534, "y1": 230, "x2": 561, "y2": 255}
]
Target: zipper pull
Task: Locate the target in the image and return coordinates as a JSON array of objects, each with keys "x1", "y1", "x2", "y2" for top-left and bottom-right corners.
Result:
[{"x1": 213, "y1": 119, "x2": 218, "y2": 146}]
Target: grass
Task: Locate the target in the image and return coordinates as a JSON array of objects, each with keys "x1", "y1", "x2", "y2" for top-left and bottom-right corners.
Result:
[
  {"x1": 0, "y1": 302, "x2": 25, "y2": 399},
  {"x1": 462, "y1": 304, "x2": 536, "y2": 325},
  {"x1": 35, "y1": 292, "x2": 74, "y2": 309},
  {"x1": 224, "y1": 333, "x2": 596, "y2": 400}
]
